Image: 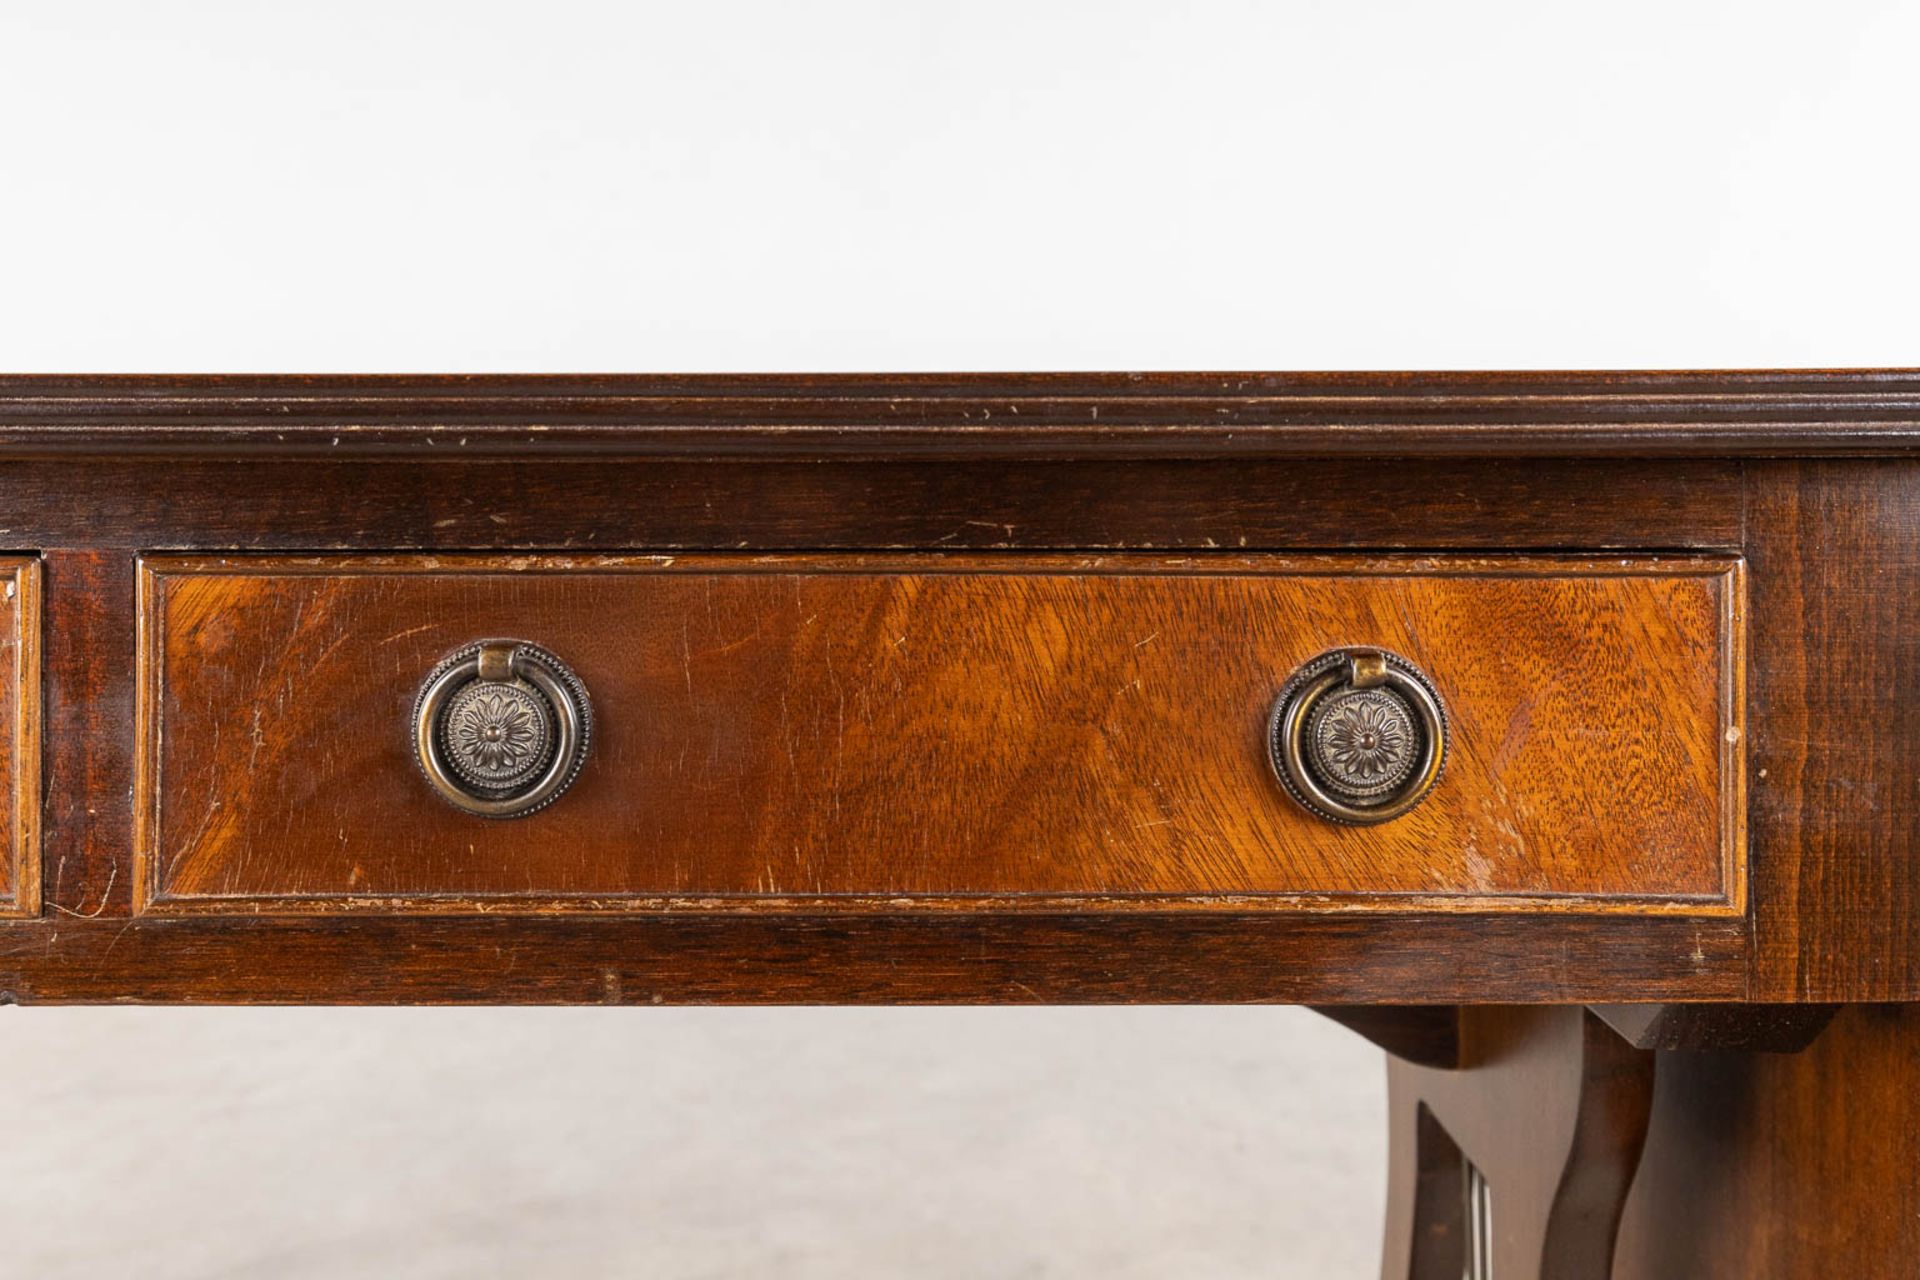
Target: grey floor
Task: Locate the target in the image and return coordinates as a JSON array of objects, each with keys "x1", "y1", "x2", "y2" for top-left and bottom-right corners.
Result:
[{"x1": 0, "y1": 1006, "x2": 1383, "y2": 1278}]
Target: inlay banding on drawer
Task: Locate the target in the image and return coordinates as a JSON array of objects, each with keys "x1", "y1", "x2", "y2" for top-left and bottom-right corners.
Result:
[{"x1": 133, "y1": 553, "x2": 1745, "y2": 916}]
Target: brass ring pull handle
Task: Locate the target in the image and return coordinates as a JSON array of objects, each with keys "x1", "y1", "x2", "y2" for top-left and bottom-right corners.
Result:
[
  {"x1": 1268, "y1": 648, "x2": 1447, "y2": 826},
  {"x1": 412, "y1": 640, "x2": 593, "y2": 818}
]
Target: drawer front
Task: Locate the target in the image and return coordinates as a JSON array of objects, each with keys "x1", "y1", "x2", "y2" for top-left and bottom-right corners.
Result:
[
  {"x1": 0, "y1": 558, "x2": 38, "y2": 917},
  {"x1": 134, "y1": 553, "x2": 1744, "y2": 916}
]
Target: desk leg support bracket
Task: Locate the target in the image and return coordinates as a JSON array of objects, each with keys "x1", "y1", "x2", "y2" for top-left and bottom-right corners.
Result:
[{"x1": 1324, "y1": 1003, "x2": 1842, "y2": 1279}]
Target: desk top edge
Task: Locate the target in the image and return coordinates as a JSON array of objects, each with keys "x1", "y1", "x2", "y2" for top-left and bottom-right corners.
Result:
[{"x1": 0, "y1": 370, "x2": 1917, "y2": 457}]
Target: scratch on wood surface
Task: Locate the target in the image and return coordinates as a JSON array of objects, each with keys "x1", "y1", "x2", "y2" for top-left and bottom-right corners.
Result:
[
  {"x1": 376, "y1": 622, "x2": 439, "y2": 645},
  {"x1": 680, "y1": 620, "x2": 694, "y2": 701},
  {"x1": 1460, "y1": 845, "x2": 1495, "y2": 895},
  {"x1": 702, "y1": 629, "x2": 763, "y2": 657},
  {"x1": 48, "y1": 864, "x2": 115, "y2": 918},
  {"x1": 247, "y1": 704, "x2": 265, "y2": 774}
]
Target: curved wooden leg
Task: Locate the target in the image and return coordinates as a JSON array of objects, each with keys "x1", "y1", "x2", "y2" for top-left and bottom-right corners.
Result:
[
  {"x1": 1382, "y1": 1096, "x2": 1469, "y2": 1279},
  {"x1": 1379, "y1": 1007, "x2": 1654, "y2": 1280}
]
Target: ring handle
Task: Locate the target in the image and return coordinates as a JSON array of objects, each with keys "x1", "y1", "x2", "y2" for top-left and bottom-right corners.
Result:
[
  {"x1": 1268, "y1": 648, "x2": 1447, "y2": 825},
  {"x1": 412, "y1": 640, "x2": 593, "y2": 818}
]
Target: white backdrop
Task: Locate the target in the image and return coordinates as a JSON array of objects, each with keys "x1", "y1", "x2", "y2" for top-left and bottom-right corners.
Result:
[{"x1": 2, "y1": 3, "x2": 1917, "y2": 1277}]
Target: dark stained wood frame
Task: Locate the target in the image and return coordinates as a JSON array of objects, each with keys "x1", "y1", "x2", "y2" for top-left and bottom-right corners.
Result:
[
  {"x1": 3, "y1": 370, "x2": 1920, "y2": 457},
  {"x1": 0, "y1": 371, "x2": 1907, "y2": 1006}
]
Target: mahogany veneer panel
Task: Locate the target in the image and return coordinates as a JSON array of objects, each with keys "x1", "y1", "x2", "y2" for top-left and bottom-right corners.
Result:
[
  {"x1": 0, "y1": 558, "x2": 39, "y2": 917},
  {"x1": 135, "y1": 553, "x2": 1743, "y2": 915}
]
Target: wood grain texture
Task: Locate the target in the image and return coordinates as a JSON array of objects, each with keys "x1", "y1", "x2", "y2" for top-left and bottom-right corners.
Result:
[
  {"x1": 0, "y1": 456, "x2": 1748, "y2": 552},
  {"x1": 0, "y1": 428, "x2": 1759, "y2": 1004},
  {"x1": 1745, "y1": 460, "x2": 1920, "y2": 1001},
  {"x1": 0, "y1": 558, "x2": 40, "y2": 916},
  {"x1": 135, "y1": 553, "x2": 1744, "y2": 916},
  {"x1": 0, "y1": 914, "x2": 1747, "y2": 1006},
  {"x1": 0, "y1": 370, "x2": 1915, "y2": 1004},
  {"x1": 2, "y1": 371, "x2": 1920, "y2": 457},
  {"x1": 1615, "y1": 1003, "x2": 1920, "y2": 1278},
  {"x1": 38, "y1": 550, "x2": 135, "y2": 920}
]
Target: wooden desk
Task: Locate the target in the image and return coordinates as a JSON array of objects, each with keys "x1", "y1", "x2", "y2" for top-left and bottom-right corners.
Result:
[{"x1": 2, "y1": 371, "x2": 1915, "y2": 1276}]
